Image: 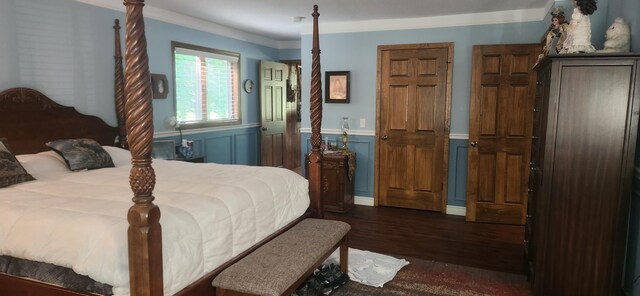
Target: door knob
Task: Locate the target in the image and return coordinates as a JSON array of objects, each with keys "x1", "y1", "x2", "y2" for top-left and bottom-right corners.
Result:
[
  {"x1": 470, "y1": 141, "x2": 477, "y2": 147},
  {"x1": 382, "y1": 135, "x2": 388, "y2": 140},
  {"x1": 261, "y1": 127, "x2": 267, "y2": 131}
]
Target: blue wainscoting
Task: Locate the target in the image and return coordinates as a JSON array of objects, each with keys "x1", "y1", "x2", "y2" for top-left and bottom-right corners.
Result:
[
  {"x1": 301, "y1": 132, "x2": 375, "y2": 198},
  {"x1": 155, "y1": 126, "x2": 260, "y2": 165},
  {"x1": 447, "y1": 139, "x2": 468, "y2": 207},
  {"x1": 301, "y1": 132, "x2": 470, "y2": 207}
]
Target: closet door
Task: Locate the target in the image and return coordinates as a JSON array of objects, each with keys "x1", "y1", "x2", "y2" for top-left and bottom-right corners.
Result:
[
  {"x1": 466, "y1": 44, "x2": 539, "y2": 224},
  {"x1": 376, "y1": 43, "x2": 453, "y2": 212}
]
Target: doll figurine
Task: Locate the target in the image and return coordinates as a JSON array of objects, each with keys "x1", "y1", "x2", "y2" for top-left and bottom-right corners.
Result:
[
  {"x1": 540, "y1": 7, "x2": 569, "y2": 59},
  {"x1": 561, "y1": 0, "x2": 597, "y2": 53}
]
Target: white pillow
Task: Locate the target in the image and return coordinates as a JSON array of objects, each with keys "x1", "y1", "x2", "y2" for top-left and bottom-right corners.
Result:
[
  {"x1": 102, "y1": 146, "x2": 132, "y2": 167},
  {"x1": 16, "y1": 151, "x2": 71, "y2": 179}
]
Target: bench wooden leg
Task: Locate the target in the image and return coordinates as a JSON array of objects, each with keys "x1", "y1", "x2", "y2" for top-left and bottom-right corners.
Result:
[{"x1": 339, "y1": 235, "x2": 348, "y2": 274}]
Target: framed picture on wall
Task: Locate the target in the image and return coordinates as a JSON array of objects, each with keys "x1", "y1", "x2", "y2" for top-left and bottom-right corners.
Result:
[
  {"x1": 325, "y1": 71, "x2": 350, "y2": 103},
  {"x1": 150, "y1": 73, "x2": 169, "y2": 99}
]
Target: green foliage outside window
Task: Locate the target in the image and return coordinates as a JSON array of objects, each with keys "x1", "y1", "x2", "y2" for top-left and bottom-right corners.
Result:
[{"x1": 172, "y1": 41, "x2": 240, "y2": 127}]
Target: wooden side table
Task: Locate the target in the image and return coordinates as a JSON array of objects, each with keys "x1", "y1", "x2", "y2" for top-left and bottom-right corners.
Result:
[{"x1": 306, "y1": 152, "x2": 355, "y2": 213}]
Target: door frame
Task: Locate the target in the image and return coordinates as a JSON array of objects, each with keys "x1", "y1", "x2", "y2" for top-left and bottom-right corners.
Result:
[{"x1": 373, "y1": 43, "x2": 454, "y2": 212}]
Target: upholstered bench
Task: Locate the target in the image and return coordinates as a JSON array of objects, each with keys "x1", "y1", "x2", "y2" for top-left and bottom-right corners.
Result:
[{"x1": 212, "y1": 218, "x2": 350, "y2": 296}]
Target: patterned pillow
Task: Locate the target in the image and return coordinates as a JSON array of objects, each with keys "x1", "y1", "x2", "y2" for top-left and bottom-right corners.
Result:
[
  {"x1": 0, "y1": 137, "x2": 11, "y2": 151},
  {"x1": 46, "y1": 138, "x2": 115, "y2": 171},
  {"x1": 0, "y1": 139, "x2": 36, "y2": 188}
]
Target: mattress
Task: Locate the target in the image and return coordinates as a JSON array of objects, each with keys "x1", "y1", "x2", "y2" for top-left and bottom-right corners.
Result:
[{"x1": 0, "y1": 146, "x2": 310, "y2": 295}]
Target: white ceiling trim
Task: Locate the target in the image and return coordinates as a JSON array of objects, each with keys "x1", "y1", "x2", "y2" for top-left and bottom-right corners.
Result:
[
  {"x1": 302, "y1": 0, "x2": 555, "y2": 35},
  {"x1": 77, "y1": 0, "x2": 555, "y2": 48},
  {"x1": 75, "y1": 0, "x2": 300, "y2": 49}
]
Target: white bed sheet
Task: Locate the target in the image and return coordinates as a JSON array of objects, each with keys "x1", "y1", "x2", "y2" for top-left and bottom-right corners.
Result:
[{"x1": 0, "y1": 147, "x2": 310, "y2": 295}]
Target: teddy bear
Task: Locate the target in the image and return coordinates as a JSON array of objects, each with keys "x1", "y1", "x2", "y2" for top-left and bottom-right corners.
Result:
[{"x1": 598, "y1": 17, "x2": 631, "y2": 53}]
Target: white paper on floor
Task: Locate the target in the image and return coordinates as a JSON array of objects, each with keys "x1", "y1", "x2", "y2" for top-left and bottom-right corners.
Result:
[{"x1": 324, "y1": 248, "x2": 409, "y2": 288}]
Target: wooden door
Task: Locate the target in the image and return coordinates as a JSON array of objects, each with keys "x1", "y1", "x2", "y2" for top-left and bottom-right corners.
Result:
[
  {"x1": 260, "y1": 60, "x2": 287, "y2": 167},
  {"x1": 376, "y1": 43, "x2": 453, "y2": 212},
  {"x1": 466, "y1": 44, "x2": 539, "y2": 224}
]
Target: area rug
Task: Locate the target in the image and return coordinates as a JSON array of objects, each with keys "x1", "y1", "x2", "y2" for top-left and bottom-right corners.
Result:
[{"x1": 331, "y1": 255, "x2": 532, "y2": 296}]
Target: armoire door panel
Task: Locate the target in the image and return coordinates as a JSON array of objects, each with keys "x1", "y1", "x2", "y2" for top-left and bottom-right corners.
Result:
[{"x1": 529, "y1": 55, "x2": 640, "y2": 295}]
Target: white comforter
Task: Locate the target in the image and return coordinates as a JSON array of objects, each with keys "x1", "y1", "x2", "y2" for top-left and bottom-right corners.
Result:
[{"x1": 0, "y1": 146, "x2": 309, "y2": 295}]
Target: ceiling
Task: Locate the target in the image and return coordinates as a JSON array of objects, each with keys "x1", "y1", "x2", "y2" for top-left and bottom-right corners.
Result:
[{"x1": 144, "y1": 0, "x2": 552, "y2": 42}]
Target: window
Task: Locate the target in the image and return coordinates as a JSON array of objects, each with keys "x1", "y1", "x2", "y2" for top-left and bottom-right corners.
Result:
[{"x1": 172, "y1": 41, "x2": 241, "y2": 128}]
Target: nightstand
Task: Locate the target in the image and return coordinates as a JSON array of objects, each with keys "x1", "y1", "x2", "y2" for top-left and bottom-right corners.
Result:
[
  {"x1": 175, "y1": 156, "x2": 205, "y2": 163},
  {"x1": 305, "y1": 151, "x2": 355, "y2": 213}
]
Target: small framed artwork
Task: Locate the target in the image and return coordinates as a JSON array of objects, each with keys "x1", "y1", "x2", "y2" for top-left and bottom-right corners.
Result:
[
  {"x1": 325, "y1": 71, "x2": 350, "y2": 103},
  {"x1": 152, "y1": 140, "x2": 176, "y2": 160},
  {"x1": 150, "y1": 73, "x2": 169, "y2": 99}
]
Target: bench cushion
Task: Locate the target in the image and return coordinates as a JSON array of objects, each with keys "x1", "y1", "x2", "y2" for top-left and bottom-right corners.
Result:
[{"x1": 212, "y1": 218, "x2": 350, "y2": 296}]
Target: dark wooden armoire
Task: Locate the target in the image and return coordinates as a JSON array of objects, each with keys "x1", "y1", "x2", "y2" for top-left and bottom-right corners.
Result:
[{"x1": 526, "y1": 53, "x2": 640, "y2": 295}]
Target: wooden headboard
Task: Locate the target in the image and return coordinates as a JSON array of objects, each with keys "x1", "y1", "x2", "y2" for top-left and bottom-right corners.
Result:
[{"x1": 0, "y1": 87, "x2": 118, "y2": 155}]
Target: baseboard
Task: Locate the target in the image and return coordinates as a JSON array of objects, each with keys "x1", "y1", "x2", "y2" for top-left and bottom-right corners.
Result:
[
  {"x1": 446, "y1": 205, "x2": 466, "y2": 216},
  {"x1": 354, "y1": 196, "x2": 374, "y2": 206}
]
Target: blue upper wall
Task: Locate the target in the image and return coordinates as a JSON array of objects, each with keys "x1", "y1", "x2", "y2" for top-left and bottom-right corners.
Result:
[
  {"x1": 299, "y1": 1, "x2": 620, "y2": 135},
  {"x1": 300, "y1": 20, "x2": 547, "y2": 135},
  {"x1": 607, "y1": 0, "x2": 639, "y2": 52},
  {"x1": 0, "y1": 0, "x2": 289, "y2": 133}
]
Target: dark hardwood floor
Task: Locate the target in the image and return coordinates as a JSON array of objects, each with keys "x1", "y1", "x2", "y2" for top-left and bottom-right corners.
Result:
[{"x1": 325, "y1": 205, "x2": 526, "y2": 275}]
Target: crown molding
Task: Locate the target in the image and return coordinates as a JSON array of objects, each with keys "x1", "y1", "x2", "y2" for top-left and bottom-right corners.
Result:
[
  {"x1": 302, "y1": 2, "x2": 554, "y2": 35},
  {"x1": 77, "y1": 0, "x2": 556, "y2": 48},
  {"x1": 75, "y1": 0, "x2": 300, "y2": 49}
]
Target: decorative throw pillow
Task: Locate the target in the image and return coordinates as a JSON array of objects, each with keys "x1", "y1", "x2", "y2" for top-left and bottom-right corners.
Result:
[
  {"x1": 0, "y1": 139, "x2": 36, "y2": 188},
  {"x1": 46, "y1": 138, "x2": 115, "y2": 171},
  {"x1": 0, "y1": 137, "x2": 11, "y2": 151}
]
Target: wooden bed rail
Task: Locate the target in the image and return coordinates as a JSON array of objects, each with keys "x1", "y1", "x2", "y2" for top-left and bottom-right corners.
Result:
[
  {"x1": 122, "y1": 0, "x2": 163, "y2": 295},
  {"x1": 308, "y1": 5, "x2": 324, "y2": 219}
]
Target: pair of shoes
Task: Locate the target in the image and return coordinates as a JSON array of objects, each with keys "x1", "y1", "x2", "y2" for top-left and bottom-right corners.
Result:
[
  {"x1": 313, "y1": 263, "x2": 350, "y2": 294},
  {"x1": 294, "y1": 275, "x2": 323, "y2": 296},
  {"x1": 326, "y1": 264, "x2": 349, "y2": 292}
]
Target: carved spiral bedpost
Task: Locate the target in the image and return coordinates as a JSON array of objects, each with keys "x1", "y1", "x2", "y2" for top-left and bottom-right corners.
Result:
[
  {"x1": 114, "y1": 19, "x2": 128, "y2": 149},
  {"x1": 308, "y1": 5, "x2": 324, "y2": 219},
  {"x1": 122, "y1": 1, "x2": 163, "y2": 295}
]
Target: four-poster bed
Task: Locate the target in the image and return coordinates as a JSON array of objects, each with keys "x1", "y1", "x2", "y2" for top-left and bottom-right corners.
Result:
[{"x1": 0, "y1": 1, "x2": 326, "y2": 295}]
